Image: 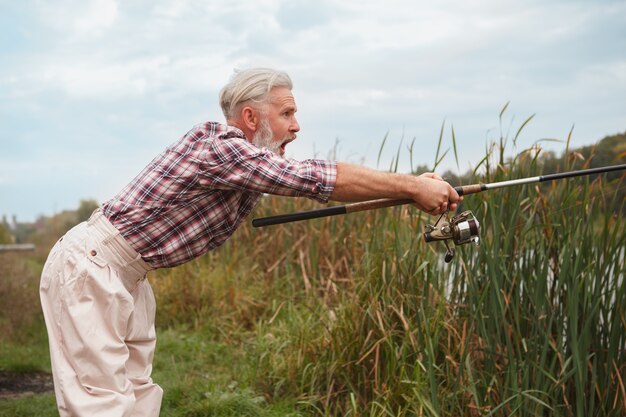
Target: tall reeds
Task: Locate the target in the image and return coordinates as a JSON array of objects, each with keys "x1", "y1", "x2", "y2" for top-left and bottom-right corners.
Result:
[{"x1": 151, "y1": 114, "x2": 625, "y2": 416}]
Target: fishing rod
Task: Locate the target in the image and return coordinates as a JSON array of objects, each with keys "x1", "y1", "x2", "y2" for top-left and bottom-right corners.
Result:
[{"x1": 252, "y1": 164, "x2": 626, "y2": 262}]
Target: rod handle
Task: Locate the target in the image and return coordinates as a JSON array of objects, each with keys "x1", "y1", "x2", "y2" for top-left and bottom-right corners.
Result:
[
  {"x1": 252, "y1": 198, "x2": 414, "y2": 227},
  {"x1": 345, "y1": 198, "x2": 414, "y2": 213},
  {"x1": 252, "y1": 205, "x2": 347, "y2": 227},
  {"x1": 454, "y1": 184, "x2": 486, "y2": 196}
]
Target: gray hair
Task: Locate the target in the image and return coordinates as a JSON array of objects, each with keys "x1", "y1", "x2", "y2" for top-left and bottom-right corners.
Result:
[{"x1": 219, "y1": 67, "x2": 293, "y2": 120}]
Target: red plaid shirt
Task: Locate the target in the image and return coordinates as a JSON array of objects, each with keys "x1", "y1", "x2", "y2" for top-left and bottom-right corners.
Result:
[{"x1": 102, "y1": 122, "x2": 337, "y2": 268}]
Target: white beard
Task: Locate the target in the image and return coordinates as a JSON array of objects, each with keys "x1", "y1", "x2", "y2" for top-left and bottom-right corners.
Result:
[{"x1": 251, "y1": 118, "x2": 282, "y2": 155}]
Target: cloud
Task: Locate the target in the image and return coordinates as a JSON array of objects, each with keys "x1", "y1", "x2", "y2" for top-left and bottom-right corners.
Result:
[
  {"x1": 1, "y1": 0, "x2": 625, "y2": 221},
  {"x1": 40, "y1": 56, "x2": 166, "y2": 99},
  {"x1": 33, "y1": 0, "x2": 119, "y2": 38}
]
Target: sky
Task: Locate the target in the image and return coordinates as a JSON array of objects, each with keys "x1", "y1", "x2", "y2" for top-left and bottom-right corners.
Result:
[{"x1": 1, "y1": 0, "x2": 625, "y2": 222}]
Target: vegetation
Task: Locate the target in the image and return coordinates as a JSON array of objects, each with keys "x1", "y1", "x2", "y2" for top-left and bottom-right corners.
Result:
[{"x1": 0, "y1": 116, "x2": 624, "y2": 416}]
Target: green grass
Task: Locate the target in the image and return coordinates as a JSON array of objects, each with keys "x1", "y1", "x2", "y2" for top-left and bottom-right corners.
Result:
[
  {"x1": 0, "y1": 394, "x2": 59, "y2": 417},
  {"x1": 0, "y1": 325, "x2": 305, "y2": 417},
  {"x1": 153, "y1": 328, "x2": 307, "y2": 417},
  {"x1": 0, "y1": 322, "x2": 51, "y2": 373}
]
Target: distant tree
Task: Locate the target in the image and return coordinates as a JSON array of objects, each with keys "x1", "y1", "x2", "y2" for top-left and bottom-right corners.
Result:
[
  {"x1": 0, "y1": 223, "x2": 13, "y2": 244},
  {"x1": 76, "y1": 199, "x2": 100, "y2": 223},
  {"x1": 12, "y1": 221, "x2": 36, "y2": 244},
  {"x1": 537, "y1": 132, "x2": 626, "y2": 214}
]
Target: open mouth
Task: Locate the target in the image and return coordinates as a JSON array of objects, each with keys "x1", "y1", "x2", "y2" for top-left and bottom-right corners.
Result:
[{"x1": 280, "y1": 137, "x2": 296, "y2": 155}]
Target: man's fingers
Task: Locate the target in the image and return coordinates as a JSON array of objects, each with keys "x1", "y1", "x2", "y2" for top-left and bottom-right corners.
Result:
[
  {"x1": 445, "y1": 185, "x2": 460, "y2": 204},
  {"x1": 420, "y1": 172, "x2": 444, "y2": 181},
  {"x1": 413, "y1": 175, "x2": 464, "y2": 215}
]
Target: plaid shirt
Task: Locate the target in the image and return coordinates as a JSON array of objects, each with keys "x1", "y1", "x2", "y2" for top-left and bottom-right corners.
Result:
[{"x1": 102, "y1": 122, "x2": 337, "y2": 268}]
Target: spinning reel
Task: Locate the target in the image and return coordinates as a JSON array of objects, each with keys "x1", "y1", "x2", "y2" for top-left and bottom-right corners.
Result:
[{"x1": 423, "y1": 210, "x2": 480, "y2": 263}]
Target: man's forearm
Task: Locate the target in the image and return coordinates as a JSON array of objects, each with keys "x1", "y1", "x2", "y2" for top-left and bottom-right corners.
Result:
[{"x1": 330, "y1": 162, "x2": 417, "y2": 202}]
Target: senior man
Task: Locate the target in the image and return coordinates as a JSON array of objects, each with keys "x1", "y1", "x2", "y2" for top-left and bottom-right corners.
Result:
[{"x1": 40, "y1": 68, "x2": 461, "y2": 416}]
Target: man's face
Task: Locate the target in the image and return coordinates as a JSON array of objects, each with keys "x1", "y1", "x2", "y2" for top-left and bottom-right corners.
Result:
[{"x1": 252, "y1": 86, "x2": 300, "y2": 157}]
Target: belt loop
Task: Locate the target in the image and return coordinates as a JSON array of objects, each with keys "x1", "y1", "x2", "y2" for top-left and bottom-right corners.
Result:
[
  {"x1": 102, "y1": 233, "x2": 118, "y2": 246},
  {"x1": 87, "y1": 208, "x2": 102, "y2": 225}
]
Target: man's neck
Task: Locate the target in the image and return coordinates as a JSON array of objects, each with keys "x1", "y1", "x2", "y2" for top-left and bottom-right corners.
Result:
[{"x1": 226, "y1": 119, "x2": 253, "y2": 142}]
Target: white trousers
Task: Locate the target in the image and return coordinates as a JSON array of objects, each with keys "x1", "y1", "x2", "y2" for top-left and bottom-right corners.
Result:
[{"x1": 40, "y1": 210, "x2": 163, "y2": 417}]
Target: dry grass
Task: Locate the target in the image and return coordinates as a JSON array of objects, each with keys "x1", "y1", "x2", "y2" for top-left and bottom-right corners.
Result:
[{"x1": 0, "y1": 251, "x2": 45, "y2": 343}]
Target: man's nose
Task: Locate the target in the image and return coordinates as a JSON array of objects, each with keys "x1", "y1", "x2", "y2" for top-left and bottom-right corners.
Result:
[{"x1": 291, "y1": 117, "x2": 300, "y2": 132}]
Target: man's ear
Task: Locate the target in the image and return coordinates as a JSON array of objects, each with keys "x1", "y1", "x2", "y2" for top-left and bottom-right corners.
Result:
[{"x1": 241, "y1": 106, "x2": 259, "y2": 132}]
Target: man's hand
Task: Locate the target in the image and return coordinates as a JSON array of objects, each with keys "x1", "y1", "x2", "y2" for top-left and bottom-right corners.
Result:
[{"x1": 411, "y1": 173, "x2": 462, "y2": 214}]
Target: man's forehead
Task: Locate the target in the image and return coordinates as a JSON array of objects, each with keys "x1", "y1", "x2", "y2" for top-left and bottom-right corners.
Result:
[{"x1": 269, "y1": 87, "x2": 296, "y2": 107}]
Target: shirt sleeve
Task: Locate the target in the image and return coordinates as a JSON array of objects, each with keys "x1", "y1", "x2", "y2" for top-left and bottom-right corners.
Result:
[{"x1": 199, "y1": 135, "x2": 337, "y2": 203}]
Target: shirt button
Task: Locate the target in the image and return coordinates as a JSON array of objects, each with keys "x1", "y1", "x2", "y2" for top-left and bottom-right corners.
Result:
[{"x1": 90, "y1": 250, "x2": 97, "y2": 256}]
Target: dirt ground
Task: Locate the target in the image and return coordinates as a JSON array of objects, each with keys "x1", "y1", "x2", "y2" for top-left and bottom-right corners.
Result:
[{"x1": 0, "y1": 371, "x2": 54, "y2": 399}]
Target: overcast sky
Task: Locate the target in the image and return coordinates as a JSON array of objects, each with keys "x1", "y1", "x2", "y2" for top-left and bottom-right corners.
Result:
[{"x1": 1, "y1": 0, "x2": 625, "y2": 222}]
